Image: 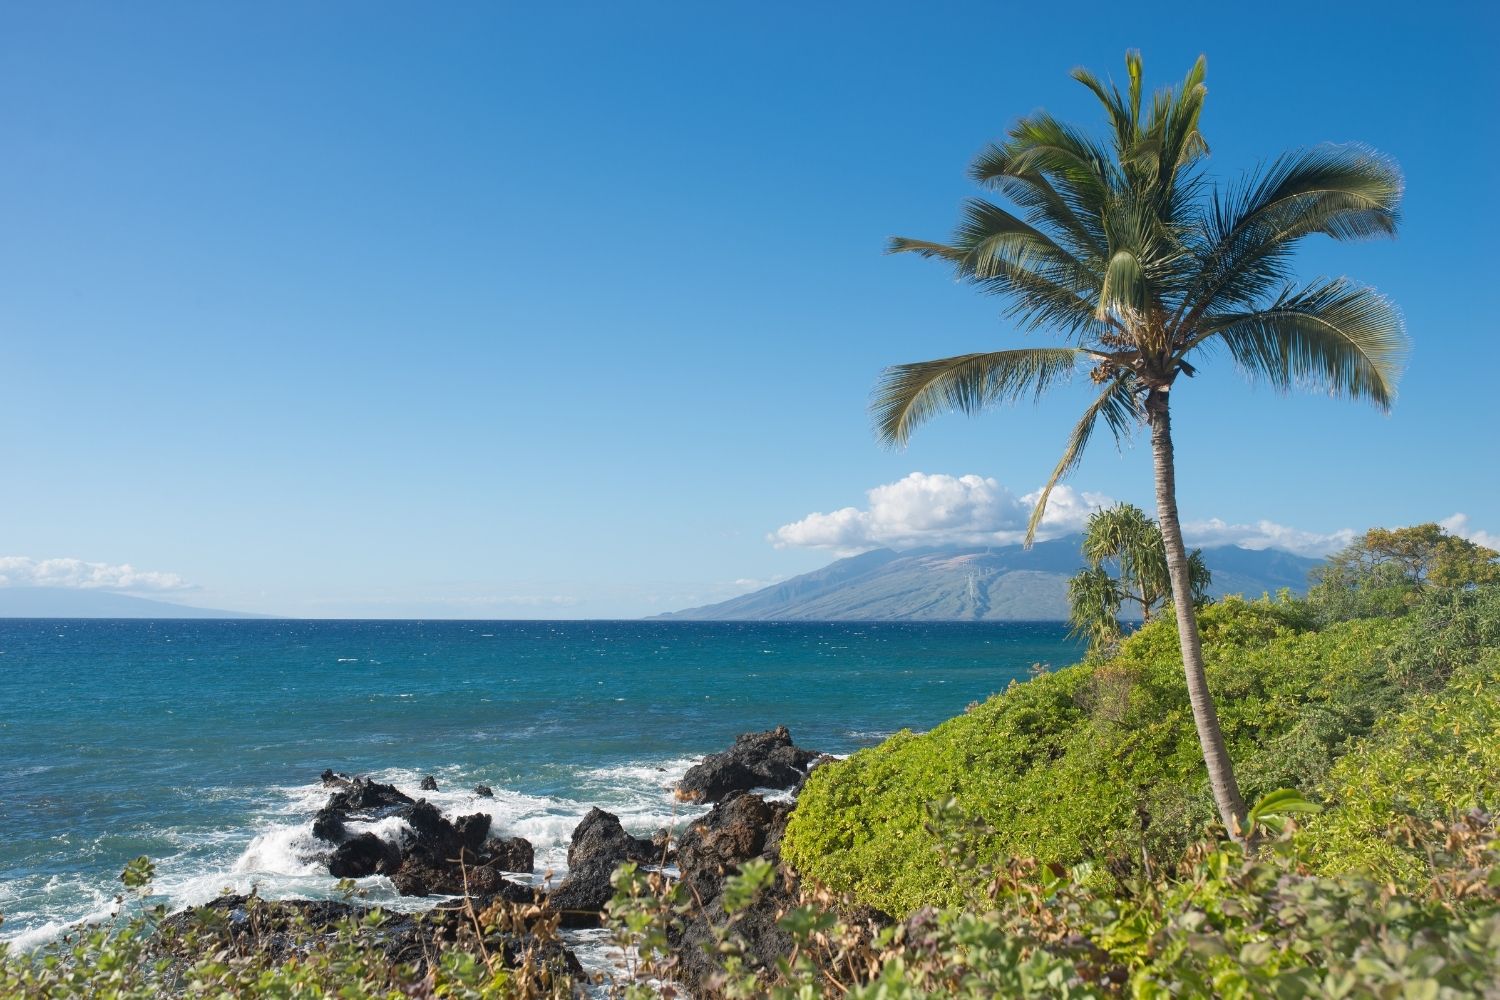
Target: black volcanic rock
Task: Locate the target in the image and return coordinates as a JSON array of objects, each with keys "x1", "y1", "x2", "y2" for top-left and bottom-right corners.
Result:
[
  {"x1": 320, "y1": 773, "x2": 415, "y2": 815},
  {"x1": 329, "y1": 833, "x2": 401, "y2": 878},
  {"x1": 311, "y1": 772, "x2": 414, "y2": 849},
  {"x1": 390, "y1": 856, "x2": 531, "y2": 898},
  {"x1": 567, "y1": 807, "x2": 658, "y2": 869},
  {"x1": 389, "y1": 802, "x2": 512, "y2": 897},
  {"x1": 312, "y1": 806, "x2": 345, "y2": 844},
  {"x1": 486, "y1": 836, "x2": 535, "y2": 873},
  {"x1": 651, "y1": 827, "x2": 675, "y2": 865},
  {"x1": 675, "y1": 726, "x2": 824, "y2": 803},
  {"x1": 158, "y1": 893, "x2": 578, "y2": 980},
  {"x1": 419, "y1": 775, "x2": 438, "y2": 791},
  {"x1": 675, "y1": 792, "x2": 792, "y2": 903},
  {"x1": 545, "y1": 857, "x2": 621, "y2": 926},
  {"x1": 399, "y1": 800, "x2": 491, "y2": 862},
  {"x1": 667, "y1": 792, "x2": 799, "y2": 997},
  {"x1": 545, "y1": 808, "x2": 659, "y2": 926},
  {"x1": 310, "y1": 770, "x2": 533, "y2": 899}
]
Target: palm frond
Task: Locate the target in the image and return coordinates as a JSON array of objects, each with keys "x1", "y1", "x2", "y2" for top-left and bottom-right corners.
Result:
[
  {"x1": 1025, "y1": 373, "x2": 1143, "y2": 543},
  {"x1": 995, "y1": 112, "x2": 1117, "y2": 217},
  {"x1": 967, "y1": 154, "x2": 1107, "y2": 262},
  {"x1": 1155, "y1": 55, "x2": 1209, "y2": 183},
  {"x1": 888, "y1": 212, "x2": 1107, "y2": 339},
  {"x1": 887, "y1": 236, "x2": 1095, "y2": 333},
  {"x1": 1098, "y1": 249, "x2": 1149, "y2": 320},
  {"x1": 1187, "y1": 549, "x2": 1213, "y2": 603},
  {"x1": 1178, "y1": 144, "x2": 1402, "y2": 322},
  {"x1": 998, "y1": 174, "x2": 1108, "y2": 263},
  {"x1": 1188, "y1": 278, "x2": 1408, "y2": 409},
  {"x1": 872, "y1": 348, "x2": 1084, "y2": 447},
  {"x1": 948, "y1": 198, "x2": 1091, "y2": 281},
  {"x1": 1080, "y1": 502, "x2": 1159, "y2": 575},
  {"x1": 1067, "y1": 565, "x2": 1123, "y2": 647},
  {"x1": 1072, "y1": 62, "x2": 1135, "y2": 157}
]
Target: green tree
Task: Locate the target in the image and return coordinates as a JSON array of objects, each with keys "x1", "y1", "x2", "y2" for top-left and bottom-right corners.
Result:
[
  {"x1": 1310, "y1": 523, "x2": 1500, "y2": 620},
  {"x1": 871, "y1": 52, "x2": 1405, "y2": 837},
  {"x1": 1069, "y1": 502, "x2": 1210, "y2": 654}
]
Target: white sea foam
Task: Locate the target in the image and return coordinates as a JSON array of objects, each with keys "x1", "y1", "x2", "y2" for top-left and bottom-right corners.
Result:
[
  {"x1": 232, "y1": 825, "x2": 326, "y2": 877},
  {"x1": 6, "y1": 902, "x2": 120, "y2": 952},
  {"x1": 1, "y1": 751, "x2": 715, "y2": 965},
  {"x1": 844, "y1": 729, "x2": 896, "y2": 742}
]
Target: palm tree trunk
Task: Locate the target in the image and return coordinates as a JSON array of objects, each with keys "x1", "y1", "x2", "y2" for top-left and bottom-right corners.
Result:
[{"x1": 1146, "y1": 388, "x2": 1248, "y2": 839}]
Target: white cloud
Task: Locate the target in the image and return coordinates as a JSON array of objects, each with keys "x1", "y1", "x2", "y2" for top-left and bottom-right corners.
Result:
[
  {"x1": 0, "y1": 556, "x2": 195, "y2": 592},
  {"x1": 1439, "y1": 513, "x2": 1500, "y2": 550},
  {"x1": 1180, "y1": 519, "x2": 1355, "y2": 558},
  {"x1": 769, "y1": 472, "x2": 1115, "y2": 554},
  {"x1": 770, "y1": 472, "x2": 1387, "y2": 559}
]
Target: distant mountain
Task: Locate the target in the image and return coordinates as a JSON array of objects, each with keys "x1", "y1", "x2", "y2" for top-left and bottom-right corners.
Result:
[
  {"x1": 655, "y1": 536, "x2": 1322, "y2": 621},
  {"x1": 0, "y1": 587, "x2": 265, "y2": 619}
]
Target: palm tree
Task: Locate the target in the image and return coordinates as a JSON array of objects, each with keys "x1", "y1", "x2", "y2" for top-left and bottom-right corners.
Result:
[
  {"x1": 1069, "y1": 501, "x2": 1210, "y2": 654},
  {"x1": 872, "y1": 52, "x2": 1406, "y2": 837}
]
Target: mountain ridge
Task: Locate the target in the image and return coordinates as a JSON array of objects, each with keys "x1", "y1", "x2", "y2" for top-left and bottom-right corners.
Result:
[
  {"x1": 656, "y1": 535, "x2": 1322, "y2": 621},
  {"x1": 0, "y1": 587, "x2": 267, "y2": 619}
]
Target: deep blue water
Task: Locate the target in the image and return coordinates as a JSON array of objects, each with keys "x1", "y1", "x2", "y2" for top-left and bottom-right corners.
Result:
[{"x1": 0, "y1": 618, "x2": 1078, "y2": 946}]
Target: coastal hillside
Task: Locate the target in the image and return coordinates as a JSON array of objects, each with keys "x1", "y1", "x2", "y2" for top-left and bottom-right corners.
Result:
[
  {"x1": 658, "y1": 536, "x2": 1321, "y2": 621},
  {"x1": 783, "y1": 582, "x2": 1500, "y2": 915}
]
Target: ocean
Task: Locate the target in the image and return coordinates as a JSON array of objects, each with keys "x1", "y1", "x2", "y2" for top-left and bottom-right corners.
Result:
[{"x1": 0, "y1": 618, "x2": 1078, "y2": 950}]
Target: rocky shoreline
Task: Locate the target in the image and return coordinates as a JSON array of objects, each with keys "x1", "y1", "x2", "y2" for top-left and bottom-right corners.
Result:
[{"x1": 157, "y1": 725, "x2": 832, "y2": 996}]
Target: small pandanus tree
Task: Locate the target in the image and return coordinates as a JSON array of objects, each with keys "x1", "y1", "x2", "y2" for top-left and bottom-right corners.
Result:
[
  {"x1": 1069, "y1": 501, "x2": 1210, "y2": 655},
  {"x1": 873, "y1": 53, "x2": 1406, "y2": 837}
]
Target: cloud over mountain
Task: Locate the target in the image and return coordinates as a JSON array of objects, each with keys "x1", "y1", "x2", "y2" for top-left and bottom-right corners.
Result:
[
  {"x1": 772, "y1": 471, "x2": 1388, "y2": 559},
  {"x1": 1178, "y1": 519, "x2": 1356, "y2": 558},
  {"x1": 0, "y1": 556, "x2": 194, "y2": 592},
  {"x1": 770, "y1": 472, "x2": 1114, "y2": 554}
]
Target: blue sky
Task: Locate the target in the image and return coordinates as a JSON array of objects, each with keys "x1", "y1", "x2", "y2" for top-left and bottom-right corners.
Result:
[{"x1": 1, "y1": 2, "x2": 1495, "y2": 618}]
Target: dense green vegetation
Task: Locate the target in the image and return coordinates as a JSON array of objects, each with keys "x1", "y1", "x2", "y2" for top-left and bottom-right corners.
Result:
[
  {"x1": 783, "y1": 583, "x2": 1499, "y2": 916},
  {"x1": 619, "y1": 804, "x2": 1499, "y2": 998},
  {"x1": 1300, "y1": 655, "x2": 1500, "y2": 881}
]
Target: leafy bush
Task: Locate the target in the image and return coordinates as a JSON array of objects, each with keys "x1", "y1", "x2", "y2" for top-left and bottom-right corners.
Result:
[
  {"x1": 613, "y1": 812, "x2": 1500, "y2": 999},
  {"x1": 783, "y1": 595, "x2": 1476, "y2": 914},
  {"x1": 1300, "y1": 649, "x2": 1500, "y2": 884},
  {"x1": 1381, "y1": 585, "x2": 1500, "y2": 690}
]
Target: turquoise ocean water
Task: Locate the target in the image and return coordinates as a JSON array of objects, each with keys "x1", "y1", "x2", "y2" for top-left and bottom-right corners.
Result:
[{"x1": 0, "y1": 618, "x2": 1078, "y2": 947}]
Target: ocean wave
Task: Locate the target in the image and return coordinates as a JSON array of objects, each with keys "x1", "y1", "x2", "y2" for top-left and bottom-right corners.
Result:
[
  {"x1": 843, "y1": 729, "x2": 896, "y2": 742},
  {"x1": 0, "y1": 752, "x2": 710, "y2": 954}
]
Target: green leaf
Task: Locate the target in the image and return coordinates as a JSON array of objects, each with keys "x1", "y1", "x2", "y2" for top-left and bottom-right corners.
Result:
[{"x1": 1247, "y1": 788, "x2": 1323, "y2": 834}]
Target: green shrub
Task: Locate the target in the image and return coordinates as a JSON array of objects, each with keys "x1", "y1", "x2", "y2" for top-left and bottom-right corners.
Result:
[
  {"x1": 1382, "y1": 585, "x2": 1500, "y2": 690},
  {"x1": 614, "y1": 814, "x2": 1500, "y2": 999},
  {"x1": 1300, "y1": 649, "x2": 1500, "y2": 884},
  {"x1": 782, "y1": 597, "x2": 1450, "y2": 914}
]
